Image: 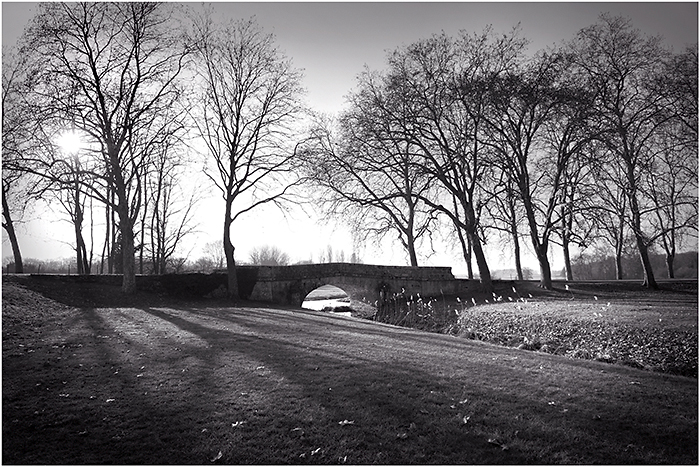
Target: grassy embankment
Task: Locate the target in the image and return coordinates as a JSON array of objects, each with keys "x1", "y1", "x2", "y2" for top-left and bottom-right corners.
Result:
[{"x1": 373, "y1": 280, "x2": 698, "y2": 378}]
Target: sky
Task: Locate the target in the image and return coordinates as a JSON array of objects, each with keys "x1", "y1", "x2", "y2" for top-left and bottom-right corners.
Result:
[{"x1": 2, "y1": 2, "x2": 698, "y2": 274}]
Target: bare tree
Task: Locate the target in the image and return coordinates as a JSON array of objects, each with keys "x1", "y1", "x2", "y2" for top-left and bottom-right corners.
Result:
[
  {"x1": 647, "y1": 45, "x2": 699, "y2": 278},
  {"x1": 203, "y1": 240, "x2": 226, "y2": 270},
  {"x1": 480, "y1": 50, "x2": 584, "y2": 289},
  {"x1": 24, "y1": 2, "x2": 190, "y2": 292},
  {"x1": 146, "y1": 140, "x2": 199, "y2": 274},
  {"x1": 585, "y1": 143, "x2": 634, "y2": 280},
  {"x1": 644, "y1": 127, "x2": 698, "y2": 278},
  {"x1": 360, "y1": 29, "x2": 528, "y2": 291},
  {"x1": 1, "y1": 47, "x2": 40, "y2": 274},
  {"x1": 47, "y1": 149, "x2": 93, "y2": 275},
  {"x1": 300, "y1": 113, "x2": 438, "y2": 267},
  {"x1": 571, "y1": 14, "x2": 676, "y2": 289},
  {"x1": 483, "y1": 174, "x2": 527, "y2": 280},
  {"x1": 249, "y1": 245, "x2": 290, "y2": 266},
  {"x1": 189, "y1": 15, "x2": 305, "y2": 298}
]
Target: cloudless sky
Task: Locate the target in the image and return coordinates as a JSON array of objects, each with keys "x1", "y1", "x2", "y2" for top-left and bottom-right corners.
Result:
[{"x1": 2, "y1": 2, "x2": 698, "y2": 273}]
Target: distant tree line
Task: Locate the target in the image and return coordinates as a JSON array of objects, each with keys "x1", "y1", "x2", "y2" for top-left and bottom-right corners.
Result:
[
  {"x1": 2, "y1": 4, "x2": 697, "y2": 296},
  {"x1": 571, "y1": 250, "x2": 698, "y2": 281}
]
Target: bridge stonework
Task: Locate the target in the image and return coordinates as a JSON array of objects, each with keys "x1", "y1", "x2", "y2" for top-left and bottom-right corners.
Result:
[{"x1": 237, "y1": 263, "x2": 462, "y2": 307}]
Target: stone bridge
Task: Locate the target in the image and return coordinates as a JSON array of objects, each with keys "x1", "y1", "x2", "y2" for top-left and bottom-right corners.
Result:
[{"x1": 237, "y1": 263, "x2": 464, "y2": 307}]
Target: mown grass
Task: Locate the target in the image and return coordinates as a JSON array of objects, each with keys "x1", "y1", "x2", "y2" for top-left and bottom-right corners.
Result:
[{"x1": 2, "y1": 276, "x2": 698, "y2": 464}]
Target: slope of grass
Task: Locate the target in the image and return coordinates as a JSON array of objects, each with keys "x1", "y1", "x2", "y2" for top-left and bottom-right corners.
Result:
[
  {"x1": 447, "y1": 296, "x2": 698, "y2": 378},
  {"x1": 373, "y1": 280, "x2": 698, "y2": 377},
  {"x1": 2, "y1": 277, "x2": 698, "y2": 464}
]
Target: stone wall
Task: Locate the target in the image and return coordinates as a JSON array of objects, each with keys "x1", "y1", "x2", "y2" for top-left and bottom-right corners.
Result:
[{"x1": 21, "y1": 263, "x2": 466, "y2": 307}]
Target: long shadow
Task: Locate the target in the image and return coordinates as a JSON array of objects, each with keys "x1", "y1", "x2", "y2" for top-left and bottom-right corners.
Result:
[
  {"x1": 137, "y1": 305, "x2": 530, "y2": 464},
  {"x1": 2, "y1": 305, "x2": 218, "y2": 464},
  {"x1": 137, "y1": 304, "x2": 698, "y2": 464}
]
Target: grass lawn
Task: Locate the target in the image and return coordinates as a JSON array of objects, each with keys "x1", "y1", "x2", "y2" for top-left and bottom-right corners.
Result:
[{"x1": 2, "y1": 276, "x2": 698, "y2": 464}]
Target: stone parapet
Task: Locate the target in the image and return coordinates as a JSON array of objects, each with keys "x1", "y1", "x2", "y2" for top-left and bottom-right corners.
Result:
[{"x1": 237, "y1": 263, "x2": 455, "y2": 282}]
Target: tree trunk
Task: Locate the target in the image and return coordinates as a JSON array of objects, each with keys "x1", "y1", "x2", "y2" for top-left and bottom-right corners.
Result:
[
  {"x1": 628, "y1": 193, "x2": 658, "y2": 289},
  {"x1": 119, "y1": 214, "x2": 137, "y2": 293},
  {"x1": 100, "y1": 198, "x2": 109, "y2": 274},
  {"x1": 535, "y1": 243, "x2": 553, "y2": 289},
  {"x1": 522, "y1": 195, "x2": 552, "y2": 289},
  {"x1": 114, "y1": 170, "x2": 136, "y2": 293},
  {"x1": 562, "y1": 237, "x2": 573, "y2": 281},
  {"x1": 561, "y1": 207, "x2": 573, "y2": 281},
  {"x1": 666, "y1": 253, "x2": 675, "y2": 279},
  {"x1": 636, "y1": 238, "x2": 658, "y2": 289},
  {"x1": 513, "y1": 232, "x2": 524, "y2": 281},
  {"x1": 452, "y1": 195, "x2": 473, "y2": 279},
  {"x1": 223, "y1": 207, "x2": 239, "y2": 299},
  {"x1": 404, "y1": 214, "x2": 419, "y2": 267},
  {"x1": 407, "y1": 240, "x2": 418, "y2": 267},
  {"x1": 615, "y1": 249, "x2": 624, "y2": 280},
  {"x1": 469, "y1": 229, "x2": 492, "y2": 292},
  {"x1": 614, "y1": 231, "x2": 624, "y2": 280},
  {"x1": 73, "y1": 182, "x2": 90, "y2": 275},
  {"x1": 462, "y1": 201, "x2": 491, "y2": 290},
  {"x1": 465, "y1": 233, "x2": 473, "y2": 280},
  {"x1": 2, "y1": 191, "x2": 23, "y2": 274},
  {"x1": 507, "y1": 186, "x2": 523, "y2": 281},
  {"x1": 456, "y1": 226, "x2": 473, "y2": 279}
]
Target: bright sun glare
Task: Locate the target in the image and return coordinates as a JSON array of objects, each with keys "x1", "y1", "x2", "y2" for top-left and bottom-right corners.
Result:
[{"x1": 56, "y1": 131, "x2": 84, "y2": 155}]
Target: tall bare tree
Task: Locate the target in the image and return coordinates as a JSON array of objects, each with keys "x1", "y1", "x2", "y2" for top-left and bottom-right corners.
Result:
[
  {"x1": 189, "y1": 15, "x2": 305, "y2": 298},
  {"x1": 145, "y1": 139, "x2": 199, "y2": 274},
  {"x1": 301, "y1": 111, "x2": 438, "y2": 267},
  {"x1": 480, "y1": 50, "x2": 585, "y2": 289},
  {"x1": 364, "y1": 29, "x2": 528, "y2": 290},
  {"x1": 571, "y1": 14, "x2": 677, "y2": 289},
  {"x1": 483, "y1": 173, "x2": 526, "y2": 280},
  {"x1": 24, "y1": 2, "x2": 190, "y2": 292},
  {"x1": 644, "y1": 127, "x2": 698, "y2": 278},
  {"x1": 1, "y1": 47, "x2": 40, "y2": 273},
  {"x1": 585, "y1": 142, "x2": 633, "y2": 280}
]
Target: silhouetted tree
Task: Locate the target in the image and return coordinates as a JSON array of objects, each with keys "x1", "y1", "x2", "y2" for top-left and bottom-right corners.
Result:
[
  {"x1": 24, "y1": 2, "x2": 190, "y2": 292},
  {"x1": 301, "y1": 114, "x2": 438, "y2": 267},
  {"x1": 249, "y1": 245, "x2": 290, "y2": 266},
  {"x1": 571, "y1": 14, "x2": 676, "y2": 289},
  {"x1": 189, "y1": 14, "x2": 304, "y2": 298}
]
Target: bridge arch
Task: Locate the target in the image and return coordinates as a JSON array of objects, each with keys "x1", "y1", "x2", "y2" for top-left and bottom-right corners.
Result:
[
  {"x1": 237, "y1": 263, "x2": 460, "y2": 308},
  {"x1": 294, "y1": 276, "x2": 384, "y2": 309}
]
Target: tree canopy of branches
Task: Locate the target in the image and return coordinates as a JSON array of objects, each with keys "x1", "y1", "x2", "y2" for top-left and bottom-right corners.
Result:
[
  {"x1": 1, "y1": 48, "x2": 39, "y2": 274},
  {"x1": 4, "y1": 9, "x2": 696, "y2": 287},
  {"x1": 300, "y1": 110, "x2": 438, "y2": 267},
  {"x1": 570, "y1": 14, "x2": 693, "y2": 288},
  {"x1": 190, "y1": 14, "x2": 305, "y2": 298},
  {"x1": 303, "y1": 17, "x2": 696, "y2": 287},
  {"x1": 22, "y1": 2, "x2": 190, "y2": 292}
]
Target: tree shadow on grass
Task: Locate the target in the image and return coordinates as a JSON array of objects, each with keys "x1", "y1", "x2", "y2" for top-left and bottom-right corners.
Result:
[
  {"x1": 4, "y1": 290, "x2": 696, "y2": 464},
  {"x1": 149, "y1": 303, "x2": 699, "y2": 463},
  {"x1": 132, "y1": 304, "x2": 530, "y2": 464}
]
